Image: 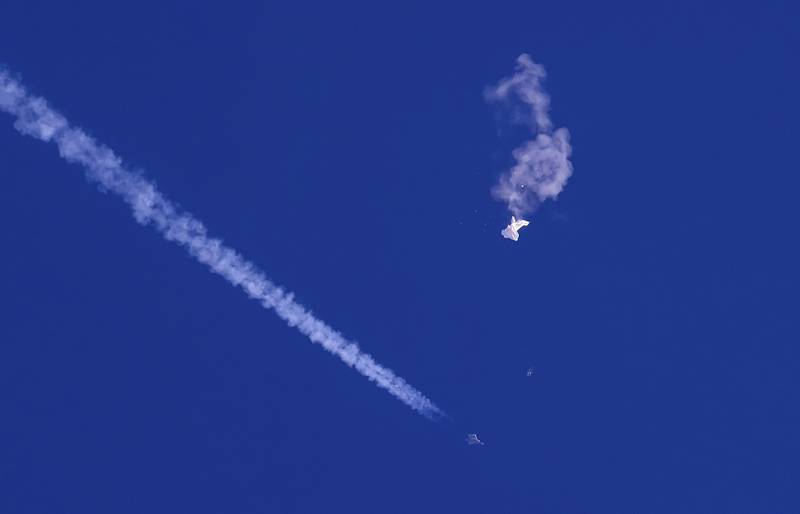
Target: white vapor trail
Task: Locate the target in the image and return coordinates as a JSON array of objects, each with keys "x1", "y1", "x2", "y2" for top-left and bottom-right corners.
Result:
[
  {"x1": 0, "y1": 69, "x2": 441, "y2": 419},
  {"x1": 486, "y1": 54, "x2": 573, "y2": 217}
]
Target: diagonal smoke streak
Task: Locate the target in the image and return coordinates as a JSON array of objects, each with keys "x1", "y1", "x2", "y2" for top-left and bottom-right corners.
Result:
[
  {"x1": 0, "y1": 69, "x2": 441, "y2": 419},
  {"x1": 486, "y1": 54, "x2": 573, "y2": 218}
]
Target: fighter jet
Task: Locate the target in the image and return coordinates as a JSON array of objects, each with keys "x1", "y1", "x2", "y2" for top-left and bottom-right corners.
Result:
[
  {"x1": 501, "y1": 216, "x2": 530, "y2": 241},
  {"x1": 466, "y1": 433, "x2": 485, "y2": 446}
]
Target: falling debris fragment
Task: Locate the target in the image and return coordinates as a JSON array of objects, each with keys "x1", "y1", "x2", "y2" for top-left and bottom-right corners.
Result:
[
  {"x1": 501, "y1": 216, "x2": 530, "y2": 241},
  {"x1": 466, "y1": 433, "x2": 485, "y2": 446}
]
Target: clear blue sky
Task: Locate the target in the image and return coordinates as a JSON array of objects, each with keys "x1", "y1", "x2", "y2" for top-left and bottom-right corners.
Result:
[{"x1": 2, "y1": 1, "x2": 798, "y2": 512}]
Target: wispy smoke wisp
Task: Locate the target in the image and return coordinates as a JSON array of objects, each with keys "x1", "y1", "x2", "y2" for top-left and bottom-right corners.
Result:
[
  {"x1": 0, "y1": 69, "x2": 441, "y2": 419},
  {"x1": 486, "y1": 55, "x2": 573, "y2": 217}
]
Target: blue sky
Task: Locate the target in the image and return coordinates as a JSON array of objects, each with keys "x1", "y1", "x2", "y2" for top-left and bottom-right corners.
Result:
[{"x1": 2, "y1": 1, "x2": 798, "y2": 513}]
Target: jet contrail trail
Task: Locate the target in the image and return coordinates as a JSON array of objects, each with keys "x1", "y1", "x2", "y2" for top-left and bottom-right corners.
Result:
[
  {"x1": 0, "y1": 69, "x2": 442, "y2": 419},
  {"x1": 486, "y1": 54, "x2": 573, "y2": 218}
]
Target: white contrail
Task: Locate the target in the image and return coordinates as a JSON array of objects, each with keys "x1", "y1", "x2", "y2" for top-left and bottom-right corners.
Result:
[
  {"x1": 0, "y1": 69, "x2": 442, "y2": 419},
  {"x1": 486, "y1": 54, "x2": 573, "y2": 218}
]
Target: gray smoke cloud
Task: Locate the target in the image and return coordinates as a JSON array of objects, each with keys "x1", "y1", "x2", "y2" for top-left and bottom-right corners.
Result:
[
  {"x1": 0, "y1": 69, "x2": 442, "y2": 419},
  {"x1": 486, "y1": 54, "x2": 573, "y2": 217}
]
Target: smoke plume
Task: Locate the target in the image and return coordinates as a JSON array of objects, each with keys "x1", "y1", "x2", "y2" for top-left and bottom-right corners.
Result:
[{"x1": 486, "y1": 55, "x2": 573, "y2": 217}]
